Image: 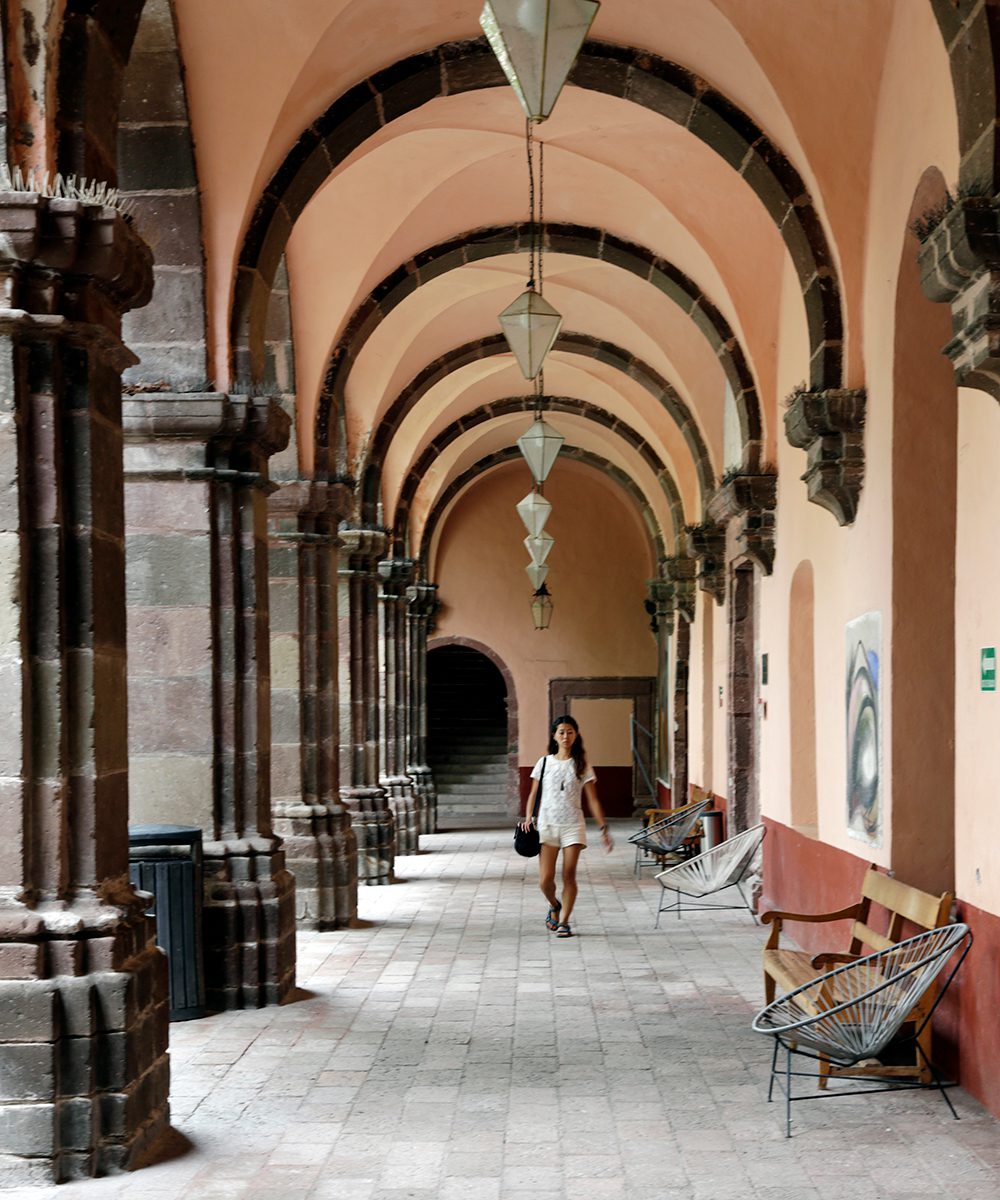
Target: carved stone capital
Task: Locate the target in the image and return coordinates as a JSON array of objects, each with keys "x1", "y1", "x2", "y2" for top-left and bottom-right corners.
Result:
[
  {"x1": 918, "y1": 196, "x2": 1000, "y2": 401},
  {"x1": 707, "y1": 471, "x2": 778, "y2": 575},
  {"x1": 268, "y1": 477, "x2": 354, "y2": 534},
  {"x1": 378, "y1": 557, "x2": 417, "y2": 598},
  {"x1": 339, "y1": 526, "x2": 388, "y2": 572},
  {"x1": 406, "y1": 579, "x2": 439, "y2": 622},
  {"x1": 784, "y1": 387, "x2": 867, "y2": 525},
  {"x1": 686, "y1": 522, "x2": 727, "y2": 604},
  {"x1": 662, "y1": 553, "x2": 699, "y2": 622},
  {"x1": 0, "y1": 192, "x2": 153, "y2": 312}
]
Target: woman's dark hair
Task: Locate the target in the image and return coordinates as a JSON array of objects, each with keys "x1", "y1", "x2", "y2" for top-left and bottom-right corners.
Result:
[{"x1": 548, "y1": 713, "x2": 588, "y2": 778}]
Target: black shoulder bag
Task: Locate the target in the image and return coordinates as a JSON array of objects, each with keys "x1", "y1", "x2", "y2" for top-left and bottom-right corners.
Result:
[{"x1": 514, "y1": 756, "x2": 545, "y2": 857}]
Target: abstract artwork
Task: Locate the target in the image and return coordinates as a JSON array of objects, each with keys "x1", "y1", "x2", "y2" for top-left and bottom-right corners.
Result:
[{"x1": 846, "y1": 611, "x2": 882, "y2": 846}]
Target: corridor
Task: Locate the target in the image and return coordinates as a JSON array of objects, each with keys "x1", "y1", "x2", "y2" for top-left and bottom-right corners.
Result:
[{"x1": 16, "y1": 829, "x2": 1000, "y2": 1200}]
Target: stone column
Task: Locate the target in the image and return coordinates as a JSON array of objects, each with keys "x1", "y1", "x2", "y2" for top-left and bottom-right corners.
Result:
[
  {"x1": 406, "y1": 580, "x2": 439, "y2": 834},
  {"x1": 377, "y1": 558, "x2": 419, "y2": 854},
  {"x1": 268, "y1": 480, "x2": 358, "y2": 928},
  {"x1": 338, "y1": 528, "x2": 395, "y2": 884},
  {"x1": 123, "y1": 394, "x2": 297, "y2": 1011},
  {"x1": 0, "y1": 194, "x2": 169, "y2": 1183}
]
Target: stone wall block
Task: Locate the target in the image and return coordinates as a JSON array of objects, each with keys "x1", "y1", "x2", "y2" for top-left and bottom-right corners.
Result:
[
  {"x1": 0, "y1": 1043, "x2": 56, "y2": 1102},
  {"x1": 0, "y1": 1102, "x2": 58, "y2": 1157}
]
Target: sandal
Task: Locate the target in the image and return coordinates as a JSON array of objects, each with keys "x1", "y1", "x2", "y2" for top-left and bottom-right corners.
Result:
[
  {"x1": 555, "y1": 922, "x2": 573, "y2": 938},
  {"x1": 545, "y1": 900, "x2": 561, "y2": 931}
]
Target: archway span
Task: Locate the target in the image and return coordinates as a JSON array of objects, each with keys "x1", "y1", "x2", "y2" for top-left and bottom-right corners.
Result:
[
  {"x1": 419, "y1": 446, "x2": 664, "y2": 576},
  {"x1": 317, "y1": 224, "x2": 756, "y2": 478},
  {"x1": 390, "y1": 397, "x2": 685, "y2": 554},
  {"x1": 233, "y1": 39, "x2": 842, "y2": 396},
  {"x1": 356, "y1": 329, "x2": 716, "y2": 522}
]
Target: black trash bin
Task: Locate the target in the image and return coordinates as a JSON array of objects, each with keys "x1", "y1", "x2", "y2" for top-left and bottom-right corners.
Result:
[{"x1": 128, "y1": 824, "x2": 205, "y2": 1021}]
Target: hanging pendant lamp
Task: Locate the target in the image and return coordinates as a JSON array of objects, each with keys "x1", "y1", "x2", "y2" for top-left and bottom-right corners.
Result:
[
  {"x1": 498, "y1": 289, "x2": 563, "y2": 380},
  {"x1": 516, "y1": 489, "x2": 552, "y2": 537},
  {"x1": 524, "y1": 529, "x2": 555, "y2": 566},
  {"x1": 526, "y1": 562, "x2": 549, "y2": 590},
  {"x1": 480, "y1": 0, "x2": 600, "y2": 122},
  {"x1": 518, "y1": 415, "x2": 564, "y2": 484},
  {"x1": 530, "y1": 583, "x2": 554, "y2": 630}
]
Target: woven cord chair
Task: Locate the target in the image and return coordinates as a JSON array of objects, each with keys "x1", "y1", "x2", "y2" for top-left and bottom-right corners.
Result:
[
  {"x1": 628, "y1": 797, "x2": 712, "y2": 877},
  {"x1": 752, "y1": 923, "x2": 972, "y2": 1137},
  {"x1": 653, "y1": 823, "x2": 765, "y2": 927}
]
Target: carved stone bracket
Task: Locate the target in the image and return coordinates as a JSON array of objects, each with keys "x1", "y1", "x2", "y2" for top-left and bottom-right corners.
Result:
[
  {"x1": 918, "y1": 196, "x2": 1000, "y2": 401},
  {"x1": 707, "y1": 471, "x2": 778, "y2": 576},
  {"x1": 686, "y1": 522, "x2": 727, "y2": 604},
  {"x1": 662, "y1": 554, "x2": 699, "y2": 623},
  {"x1": 378, "y1": 556, "x2": 417, "y2": 597},
  {"x1": 784, "y1": 387, "x2": 867, "y2": 525},
  {"x1": 645, "y1": 578, "x2": 675, "y2": 638}
]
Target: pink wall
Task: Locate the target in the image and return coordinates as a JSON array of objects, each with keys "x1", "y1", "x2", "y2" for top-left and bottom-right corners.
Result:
[{"x1": 433, "y1": 459, "x2": 656, "y2": 769}]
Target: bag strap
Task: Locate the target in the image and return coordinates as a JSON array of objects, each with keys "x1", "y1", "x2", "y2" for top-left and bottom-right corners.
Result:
[{"x1": 530, "y1": 756, "x2": 545, "y2": 823}]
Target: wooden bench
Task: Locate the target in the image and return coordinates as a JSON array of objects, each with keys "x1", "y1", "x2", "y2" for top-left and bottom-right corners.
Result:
[{"x1": 760, "y1": 866, "x2": 954, "y2": 1084}]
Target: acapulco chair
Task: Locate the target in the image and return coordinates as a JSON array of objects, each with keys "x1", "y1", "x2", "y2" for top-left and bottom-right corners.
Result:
[
  {"x1": 752, "y1": 923, "x2": 973, "y2": 1137},
  {"x1": 628, "y1": 797, "x2": 712, "y2": 877},
  {"x1": 653, "y1": 823, "x2": 765, "y2": 927}
]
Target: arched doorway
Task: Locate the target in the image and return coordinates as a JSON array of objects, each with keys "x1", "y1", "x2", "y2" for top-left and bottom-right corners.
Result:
[{"x1": 428, "y1": 641, "x2": 515, "y2": 826}]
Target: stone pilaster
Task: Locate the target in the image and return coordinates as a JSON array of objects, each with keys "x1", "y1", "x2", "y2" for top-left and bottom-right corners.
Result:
[
  {"x1": 338, "y1": 528, "x2": 395, "y2": 884},
  {"x1": 918, "y1": 196, "x2": 1000, "y2": 402},
  {"x1": 645, "y1": 579, "x2": 675, "y2": 797},
  {"x1": 0, "y1": 194, "x2": 169, "y2": 1183},
  {"x1": 377, "y1": 558, "x2": 420, "y2": 855},
  {"x1": 123, "y1": 393, "x2": 297, "y2": 1011},
  {"x1": 663, "y1": 554, "x2": 698, "y2": 806},
  {"x1": 268, "y1": 480, "x2": 358, "y2": 929},
  {"x1": 784, "y1": 388, "x2": 867, "y2": 525},
  {"x1": 706, "y1": 471, "x2": 778, "y2": 576},
  {"x1": 406, "y1": 580, "x2": 440, "y2": 835}
]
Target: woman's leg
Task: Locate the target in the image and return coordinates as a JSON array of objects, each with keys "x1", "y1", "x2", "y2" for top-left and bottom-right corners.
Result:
[
  {"x1": 538, "y1": 844, "x2": 559, "y2": 909},
  {"x1": 559, "y1": 844, "x2": 583, "y2": 926}
]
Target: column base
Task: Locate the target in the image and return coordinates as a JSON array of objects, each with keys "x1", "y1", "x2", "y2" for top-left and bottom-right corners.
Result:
[
  {"x1": 202, "y1": 841, "x2": 297, "y2": 1009},
  {"x1": 406, "y1": 764, "x2": 438, "y2": 834},
  {"x1": 380, "y1": 775, "x2": 420, "y2": 855},
  {"x1": 339, "y1": 788, "x2": 396, "y2": 884},
  {"x1": 0, "y1": 899, "x2": 170, "y2": 1185},
  {"x1": 272, "y1": 802, "x2": 359, "y2": 929}
]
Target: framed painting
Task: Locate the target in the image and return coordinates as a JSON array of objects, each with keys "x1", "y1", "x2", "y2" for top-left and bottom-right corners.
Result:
[{"x1": 845, "y1": 611, "x2": 882, "y2": 846}]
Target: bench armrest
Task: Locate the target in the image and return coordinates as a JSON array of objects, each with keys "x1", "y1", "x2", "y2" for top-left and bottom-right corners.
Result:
[
  {"x1": 760, "y1": 902, "x2": 863, "y2": 950},
  {"x1": 811, "y1": 951, "x2": 859, "y2": 970}
]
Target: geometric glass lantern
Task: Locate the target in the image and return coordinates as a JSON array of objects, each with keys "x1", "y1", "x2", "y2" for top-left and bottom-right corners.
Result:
[
  {"x1": 530, "y1": 583, "x2": 554, "y2": 630},
  {"x1": 517, "y1": 415, "x2": 565, "y2": 484},
  {"x1": 480, "y1": 0, "x2": 601, "y2": 123},
  {"x1": 526, "y1": 562, "x2": 549, "y2": 591},
  {"x1": 498, "y1": 289, "x2": 563, "y2": 380},
  {"x1": 516, "y1": 489, "x2": 552, "y2": 537},
  {"x1": 524, "y1": 530, "x2": 555, "y2": 566}
]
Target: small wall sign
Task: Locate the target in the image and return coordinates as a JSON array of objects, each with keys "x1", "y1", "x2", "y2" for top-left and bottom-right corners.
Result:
[{"x1": 981, "y1": 648, "x2": 996, "y2": 692}]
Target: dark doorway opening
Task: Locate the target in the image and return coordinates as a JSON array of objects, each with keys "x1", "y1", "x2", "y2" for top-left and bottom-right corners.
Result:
[{"x1": 428, "y1": 644, "x2": 512, "y2": 825}]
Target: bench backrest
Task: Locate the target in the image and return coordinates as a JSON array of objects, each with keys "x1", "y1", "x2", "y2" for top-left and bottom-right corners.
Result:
[{"x1": 849, "y1": 866, "x2": 953, "y2": 956}]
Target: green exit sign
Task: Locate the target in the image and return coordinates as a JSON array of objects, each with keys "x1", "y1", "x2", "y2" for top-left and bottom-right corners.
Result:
[{"x1": 982, "y1": 648, "x2": 996, "y2": 692}]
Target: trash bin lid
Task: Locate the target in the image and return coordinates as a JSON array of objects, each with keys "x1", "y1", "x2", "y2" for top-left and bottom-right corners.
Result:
[{"x1": 128, "y1": 824, "x2": 203, "y2": 847}]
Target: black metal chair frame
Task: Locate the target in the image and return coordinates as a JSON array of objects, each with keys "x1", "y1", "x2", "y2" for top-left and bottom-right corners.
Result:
[
  {"x1": 753, "y1": 924, "x2": 973, "y2": 1137},
  {"x1": 628, "y1": 797, "x2": 712, "y2": 877},
  {"x1": 653, "y1": 823, "x2": 764, "y2": 927}
]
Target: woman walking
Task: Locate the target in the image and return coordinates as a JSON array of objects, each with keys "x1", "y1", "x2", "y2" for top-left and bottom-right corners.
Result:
[{"x1": 520, "y1": 714, "x2": 613, "y2": 938}]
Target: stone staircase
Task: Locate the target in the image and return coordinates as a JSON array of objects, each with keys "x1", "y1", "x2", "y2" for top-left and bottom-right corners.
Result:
[{"x1": 428, "y1": 646, "x2": 510, "y2": 824}]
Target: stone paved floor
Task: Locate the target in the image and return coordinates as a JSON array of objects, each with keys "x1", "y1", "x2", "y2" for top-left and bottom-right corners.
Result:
[{"x1": 11, "y1": 824, "x2": 1000, "y2": 1199}]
